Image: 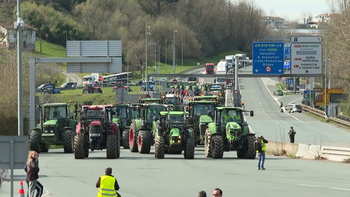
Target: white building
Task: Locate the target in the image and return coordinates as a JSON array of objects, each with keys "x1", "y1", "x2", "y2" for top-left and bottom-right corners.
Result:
[
  {"x1": 0, "y1": 22, "x2": 36, "y2": 51},
  {"x1": 263, "y1": 16, "x2": 285, "y2": 28}
]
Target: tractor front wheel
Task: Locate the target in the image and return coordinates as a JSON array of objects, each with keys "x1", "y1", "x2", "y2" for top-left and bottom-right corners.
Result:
[
  {"x1": 122, "y1": 129, "x2": 130, "y2": 149},
  {"x1": 40, "y1": 142, "x2": 49, "y2": 153},
  {"x1": 29, "y1": 130, "x2": 41, "y2": 153},
  {"x1": 184, "y1": 137, "x2": 195, "y2": 159},
  {"x1": 129, "y1": 123, "x2": 138, "y2": 152},
  {"x1": 62, "y1": 130, "x2": 74, "y2": 153},
  {"x1": 106, "y1": 134, "x2": 118, "y2": 159},
  {"x1": 155, "y1": 136, "x2": 165, "y2": 159},
  {"x1": 74, "y1": 135, "x2": 85, "y2": 159},
  {"x1": 211, "y1": 135, "x2": 224, "y2": 159},
  {"x1": 138, "y1": 130, "x2": 152, "y2": 154},
  {"x1": 204, "y1": 128, "x2": 212, "y2": 157}
]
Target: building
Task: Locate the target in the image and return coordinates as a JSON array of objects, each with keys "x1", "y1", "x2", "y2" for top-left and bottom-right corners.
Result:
[
  {"x1": 0, "y1": 21, "x2": 36, "y2": 51},
  {"x1": 263, "y1": 16, "x2": 285, "y2": 28},
  {"x1": 312, "y1": 13, "x2": 340, "y2": 23}
]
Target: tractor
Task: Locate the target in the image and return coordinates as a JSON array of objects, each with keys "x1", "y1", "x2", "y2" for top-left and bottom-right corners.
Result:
[
  {"x1": 205, "y1": 107, "x2": 255, "y2": 159},
  {"x1": 154, "y1": 111, "x2": 195, "y2": 159},
  {"x1": 82, "y1": 83, "x2": 103, "y2": 94},
  {"x1": 112, "y1": 103, "x2": 140, "y2": 149},
  {"x1": 187, "y1": 100, "x2": 217, "y2": 145},
  {"x1": 29, "y1": 103, "x2": 77, "y2": 153},
  {"x1": 193, "y1": 95, "x2": 224, "y2": 107},
  {"x1": 74, "y1": 105, "x2": 120, "y2": 159},
  {"x1": 163, "y1": 93, "x2": 183, "y2": 111},
  {"x1": 129, "y1": 103, "x2": 167, "y2": 154},
  {"x1": 139, "y1": 98, "x2": 164, "y2": 104}
]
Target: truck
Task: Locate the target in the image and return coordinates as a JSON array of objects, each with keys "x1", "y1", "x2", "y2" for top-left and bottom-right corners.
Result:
[
  {"x1": 82, "y1": 73, "x2": 99, "y2": 85},
  {"x1": 216, "y1": 59, "x2": 227, "y2": 87},
  {"x1": 205, "y1": 63, "x2": 214, "y2": 74},
  {"x1": 225, "y1": 55, "x2": 234, "y2": 70}
]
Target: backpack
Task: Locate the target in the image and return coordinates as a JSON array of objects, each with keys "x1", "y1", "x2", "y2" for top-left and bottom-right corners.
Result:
[
  {"x1": 254, "y1": 139, "x2": 262, "y2": 152},
  {"x1": 27, "y1": 161, "x2": 36, "y2": 181}
]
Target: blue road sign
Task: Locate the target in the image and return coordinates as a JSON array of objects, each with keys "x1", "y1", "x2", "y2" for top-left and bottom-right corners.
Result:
[
  {"x1": 285, "y1": 78, "x2": 294, "y2": 84},
  {"x1": 284, "y1": 61, "x2": 290, "y2": 68},
  {"x1": 285, "y1": 43, "x2": 291, "y2": 59},
  {"x1": 252, "y1": 42, "x2": 284, "y2": 75}
]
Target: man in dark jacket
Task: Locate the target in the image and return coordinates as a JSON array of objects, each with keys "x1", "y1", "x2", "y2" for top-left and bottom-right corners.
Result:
[
  {"x1": 96, "y1": 167, "x2": 120, "y2": 197},
  {"x1": 257, "y1": 135, "x2": 268, "y2": 170},
  {"x1": 288, "y1": 126, "x2": 296, "y2": 143}
]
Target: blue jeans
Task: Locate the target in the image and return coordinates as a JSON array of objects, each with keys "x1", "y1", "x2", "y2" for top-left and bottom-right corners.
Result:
[{"x1": 258, "y1": 151, "x2": 265, "y2": 168}]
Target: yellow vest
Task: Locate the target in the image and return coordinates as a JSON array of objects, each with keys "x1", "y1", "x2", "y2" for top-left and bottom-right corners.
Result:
[
  {"x1": 97, "y1": 175, "x2": 117, "y2": 197},
  {"x1": 260, "y1": 139, "x2": 266, "y2": 151}
]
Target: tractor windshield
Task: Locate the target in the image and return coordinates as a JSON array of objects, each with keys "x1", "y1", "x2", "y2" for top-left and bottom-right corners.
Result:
[
  {"x1": 164, "y1": 97, "x2": 177, "y2": 105},
  {"x1": 146, "y1": 105, "x2": 166, "y2": 123},
  {"x1": 130, "y1": 107, "x2": 140, "y2": 119},
  {"x1": 220, "y1": 109, "x2": 242, "y2": 125},
  {"x1": 45, "y1": 106, "x2": 67, "y2": 121},
  {"x1": 169, "y1": 115, "x2": 183, "y2": 123},
  {"x1": 193, "y1": 104, "x2": 215, "y2": 118},
  {"x1": 85, "y1": 110, "x2": 103, "y2": 122},
  {"x1": 116, "y1": 106, "x2": 127, "y2": 119}
]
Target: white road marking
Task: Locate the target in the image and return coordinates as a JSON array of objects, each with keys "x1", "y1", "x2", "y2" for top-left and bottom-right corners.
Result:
[
  {"x1": 298, "y1": 184, "x2": 322, "y2": 188},
  {"x1": 329, "y1": 187, "x2": 350, "y2": 191},
  {"x1": 299, "y1": 184, "x2": 350, "y2": 192}
]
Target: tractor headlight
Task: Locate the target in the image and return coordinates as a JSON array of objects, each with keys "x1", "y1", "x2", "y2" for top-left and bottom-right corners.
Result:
[{"x1": 44, "y1": 130, "x2": 49, "y2": 133}]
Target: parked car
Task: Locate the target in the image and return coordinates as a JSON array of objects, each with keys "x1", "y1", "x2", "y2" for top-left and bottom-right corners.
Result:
[
  {"x1": 43, "y1": 84, "x2": 61, "y2": 94},
  {"x1": 60, "y1": 82, "x2": 77, "y2": 90},
  {"x1": 36, "y1": 83, "x2": 55, "y2": 92},
  {"x1": 274, "y1": 90, "x2": 283, "y2": 96},
  {"x1": 280, "y1": 103, "x2": 302, "y2": 113}
]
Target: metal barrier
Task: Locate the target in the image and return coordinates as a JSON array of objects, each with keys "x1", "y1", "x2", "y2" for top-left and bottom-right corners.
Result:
[{"x1": 322, "y1": 146, "x2": 350, "y2": 162}]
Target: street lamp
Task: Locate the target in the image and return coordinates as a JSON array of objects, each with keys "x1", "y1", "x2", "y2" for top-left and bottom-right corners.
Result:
[
  {"x1": 181, "y1": 33, "x2": 184, "y2": 71},
  {"x1": 173, "y1": 30, "x2": 177, "y2": 74},
  {"x1": 145, "y1": 21, "x2": 151, "y2": 93}
]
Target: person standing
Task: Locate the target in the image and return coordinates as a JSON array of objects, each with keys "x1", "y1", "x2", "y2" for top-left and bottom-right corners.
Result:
[
  {"x1": 257, "y1": 135, "x2": 268, "y2": 170},
  {"x1": 96, "y1": 167, "x2": 120, "y2": 197},
  {"x1": 0, "y1": 169, "x2": 10, "y2": 190},
  {"x1": 212, "y1": 188, "x2": 223, "y2": 197},
  {"x1": 288, "y1": 127, "x2": 296, "y2": 143},
  {"x1": 24, "y1": 151, "x2": 43, "y2": 197},
  {"x1": 198, "y1": 190, "x2": 207, "y2": 197}
]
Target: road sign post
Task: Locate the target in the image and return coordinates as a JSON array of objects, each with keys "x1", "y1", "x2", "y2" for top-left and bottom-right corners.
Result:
[{"x1": 252, "y1": 42, "x2": 284, "y2": 75}]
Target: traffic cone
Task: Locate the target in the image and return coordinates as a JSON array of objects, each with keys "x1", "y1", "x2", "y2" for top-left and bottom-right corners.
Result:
[{"x1": 19, "y1": 180, "x2": 25, "y2": 197}]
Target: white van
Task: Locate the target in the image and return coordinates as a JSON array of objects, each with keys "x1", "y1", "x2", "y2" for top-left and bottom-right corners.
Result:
[
  {"x1": 216, "y1": 60, "x2": 227, "y2": 87},
  {"x1": 225, "y1": 55, "x2": 234, "y2": 70}
]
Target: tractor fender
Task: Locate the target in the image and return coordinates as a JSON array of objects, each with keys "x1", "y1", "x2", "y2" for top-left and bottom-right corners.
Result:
[
  {"x1": 76, "y1": 122, "x2": 82, "y2": 135},
  {"x1": 134, "y1": 119, "x2": 142, "y2": 131},
  {"x1": 112, "y1": 122, "x2": 119, "y2": 135},
  {"x1": 207, "y1": 122, "x2": 216, "y2": 135},
  {"x1": 31, "y1": 128, "x2": 42, "y2": 135}
]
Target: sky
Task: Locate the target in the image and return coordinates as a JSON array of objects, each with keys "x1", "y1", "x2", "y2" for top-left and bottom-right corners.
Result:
[{"x1": 232, "y1": 0, "x2": 331, "y2": 22}]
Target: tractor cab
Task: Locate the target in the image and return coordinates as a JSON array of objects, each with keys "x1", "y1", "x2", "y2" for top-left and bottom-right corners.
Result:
[
  {"x1": 82, "y1": 83, "x2": 103, "y2": 94},
  {"x1": 139, "y1": 98, "x2": 164, "y2": 104},
  {"x1": 163, "y1": 94, "x2": 183, "y2": 110}
]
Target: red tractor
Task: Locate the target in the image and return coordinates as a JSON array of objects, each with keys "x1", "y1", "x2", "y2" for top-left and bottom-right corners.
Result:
[
  {"x1": 82, "y1": 83, "x2": 103, "y2": 94},
  {"x1": 74, "y1": 105, "x2": 120, "y2": 159}
]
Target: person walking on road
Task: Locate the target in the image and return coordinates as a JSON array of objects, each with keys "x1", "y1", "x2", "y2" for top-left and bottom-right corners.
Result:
[
  {"x1": 96, "y1": 167, "x2": 120, "y2": 197},
  {"x1": 212, "y1": 188, "x2": 223, "y2": 197},
  {"x1": 257, "y1": 135, "x2": 268, "y2": 170},
  {"x1": 25, "y1": 151, "x2": 43, "y2": 197},
  {"x1": 0, "y1": 169, "x2": 10, "y2": 190},
  {"x1": 198, "y1": 190, "x2": 207, "y2": 197},
  {"x1": 288, "y1": 127, "x2": 296, "y2": 143}
]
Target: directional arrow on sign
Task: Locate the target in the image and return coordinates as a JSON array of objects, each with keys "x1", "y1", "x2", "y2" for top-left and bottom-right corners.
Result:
[
  {"x1": 255, "y1": 69, "x2": 259, "y2": 72},
  {"x1": 278, "y1": 69, "x2": 282, "y2": 72}
]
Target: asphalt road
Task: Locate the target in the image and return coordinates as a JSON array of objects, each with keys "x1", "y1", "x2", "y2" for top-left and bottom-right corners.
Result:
[{"x1": 2, "y1": 148, "x2": 350, "y2": 197}]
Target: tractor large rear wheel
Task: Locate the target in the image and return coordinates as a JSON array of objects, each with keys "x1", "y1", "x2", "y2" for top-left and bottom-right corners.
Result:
[
  {"x1": 129, "y1": 123, "x2": 138, "y2": 152},
  {"x1": 74, "y1": 135, "x2": 85, "y2": 159},
  {"x1": 184, "y1": 137, "x2": 195, "y2": 159},
  {"x1": 155, "y1": 136, "x2": 165, "y2": 159},
  {"x1": 62, "y1": 130, "x2": 74, "y2": 153},
  {"x1": 211, "y1": 135, "x2": 224, "y2": 159},
  {"x1": 29, "y1": 130, "x2": 41, "y2": 153},
  {"x1": 237, "y1": 135, "x2": 256, "y2": 159},
  {"x1": 138, "y1": 130, "x2": 152, "y2": 154},
  {"x1": 106, "y1": 134, "x2": 118, "y2": 159},
  {"x1": 122, "y1": 129, "x2": 130, "y2": 149}
]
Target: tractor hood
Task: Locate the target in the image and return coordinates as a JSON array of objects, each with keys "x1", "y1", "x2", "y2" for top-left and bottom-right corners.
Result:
[
  {"x1": 226, "y1": 122, "x2": 241, "y2": 140},
  {"x1": 113, "y1": 117, "x2": 121, "y2": 123},
  {"x1": 43, "y1": 120, "x2": 58, "y2": 126},
  {"x1": 169, "y1": 128, "x2": 182, "y2": 145},
  {"x1": 226, "y1": 122, "x2": 241, "y2": 130},
  {"x1": 199, "y1": 115, "x2": 213, "y2": 123}
]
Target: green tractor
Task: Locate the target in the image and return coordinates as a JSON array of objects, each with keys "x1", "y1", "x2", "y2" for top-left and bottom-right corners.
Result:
[
  {"x1": 163, "y1": 93, "x2": 183, "y2": 111},
  {"x1": 139, "y1": 98, "x2": 164, "y2": 104},
  {"x1": 205, "y1": 107, "x2": 256, "y2": 159},
  {"x1": 193, "y1": 95, "x2": 224, "y2": 107},
  {"x1": 113, "y1": 103, "x2": 141, "y2": 149},
  {"x1": 29, "y1": 103, "x2": 77, "y2": 153},
  {"x1": 187, "y1": 100, "x2": 217, "y2": 145},
  {"x1": 154, "y1": 111, "x2": 195, "y2": 159},
  {"x1": 129, "y1": 103, "x2": 167, "y2": 153}
]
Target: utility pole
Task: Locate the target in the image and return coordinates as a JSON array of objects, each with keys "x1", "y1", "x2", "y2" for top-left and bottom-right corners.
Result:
[
  {"x1": 173, "y1": 30, "x2": 177, "y2": 74},
  {"x1": 145, "y1": 21, "x2": 151, "y2": 93},
  {"x1": 158, "y1": 43, "x2": 161, "y2": 75},
  {"x1": 181, "y1": 33, "x2": 184, "y2": 71},
  {"x1": 16, "y1": 0, "x2": 23, "y2": 137},
  {"x1": 165, "y1": 38, "x2": 167, "y2": 74}
]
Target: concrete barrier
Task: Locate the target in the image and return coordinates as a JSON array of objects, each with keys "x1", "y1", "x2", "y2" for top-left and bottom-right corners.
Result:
[{"x1": 265, "y1": 140, "x2": 299, "y2": 155}]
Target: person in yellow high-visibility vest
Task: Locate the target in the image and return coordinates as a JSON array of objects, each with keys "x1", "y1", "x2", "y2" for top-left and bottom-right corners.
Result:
[
  {"x1": 96, "y1": 167, "x2": 120, "y2": 197},
  {"x1": 257, "y1": 135, "x2": 268, "y2": 170}
]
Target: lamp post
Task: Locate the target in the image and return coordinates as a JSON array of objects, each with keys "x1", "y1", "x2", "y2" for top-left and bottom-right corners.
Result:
[
  {"x1": 145, "y1": 21, "x2": 151, "y2": 93},
  {"x1": 158, "y1": 44, "x2": 161, "y2": 75},
  {"x1": 173, "y1": 30, "x2": 177, "y2": 74},
  {"x1": 16, "y1": 0, "x2": 24, "y2": 136},
  {"x1": 165, "y1": 38, "x2": 167, "y2": 74},
  {"x1": 181, "y1": 33, "x2": 184, "y2": 71}
]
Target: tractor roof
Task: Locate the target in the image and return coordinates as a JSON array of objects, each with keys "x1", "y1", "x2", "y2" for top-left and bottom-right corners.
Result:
[
  {"x1": 114, "y1": 103, "x2": 128, "y2": 107},
  {"x1": 188, "y1": 100, "x2": 217, "y2": 104},
  {"x1": 165, "y1": 94, "x2": 176, "y2": 97},
  {"x1": 160, "y1": 111, "x2": 188, "y2": 116},
  {"x1": 43, "y1": 103, "x2": 69, "y2": 107},
  {"x1": 83, "y1": 105, "x2": 110, "y2": 110},
  {"x1": 216, "y1": 107, "x2": 243, "y2": 111}
]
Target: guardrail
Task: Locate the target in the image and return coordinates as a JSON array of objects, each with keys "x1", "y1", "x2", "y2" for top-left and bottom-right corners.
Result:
[
  {"x1": 178, "y1": 65, "x2": 205, "y2": 74},
  {"x1": 301, "y1": 104, "x2": 350, "y2": 128}
]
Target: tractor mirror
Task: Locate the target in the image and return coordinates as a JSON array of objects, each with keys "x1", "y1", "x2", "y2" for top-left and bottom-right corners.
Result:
[
  {"x1": 250, "y1": 111, "x2": 254, "y2": 117},
  {"x1": 185, "y1": 106, "x2": 189, "y2": 111}
]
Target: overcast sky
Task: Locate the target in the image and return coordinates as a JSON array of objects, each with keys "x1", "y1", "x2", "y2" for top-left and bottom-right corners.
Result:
[{"x1": 232, "y1": 0, "x2": 330, "y2": 22}]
